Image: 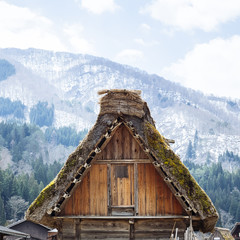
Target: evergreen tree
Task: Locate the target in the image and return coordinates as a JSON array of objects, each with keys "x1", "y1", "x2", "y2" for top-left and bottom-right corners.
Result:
[
  {"x1": 0, "y1": 195, "x2": 6, "y2": 225},
  {"x1": 0, "y1": 59, "x2": 16, "y2": 81},
  {"x1": 236, "y1": 203, "x2": 240, "y2": 222},
  {"x1": 30, "y1": 101, "x2": 54, "y2": 127},
  {"x1": 193, "y1": 130, "x2": 198, "y2": 149},
  {"x1": 185, "y1": 140, "x2": 196, "y2": 160}
]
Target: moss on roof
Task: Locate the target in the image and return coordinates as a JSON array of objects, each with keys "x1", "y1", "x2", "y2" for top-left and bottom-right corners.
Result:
[
  {"x1": 144, "y1": 121, "x2": 217, "y2": 217},
  {"x1": 27, "y1": 179, "x2": 55, "y2": 215},
  {"x1": 213, "y1": 228, "x2": 234, "y2": 240}
]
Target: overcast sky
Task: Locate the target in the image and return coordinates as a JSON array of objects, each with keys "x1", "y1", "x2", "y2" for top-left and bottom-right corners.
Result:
[{"x1": 1, "y1": 0, "x2": 240, "y2": 99}]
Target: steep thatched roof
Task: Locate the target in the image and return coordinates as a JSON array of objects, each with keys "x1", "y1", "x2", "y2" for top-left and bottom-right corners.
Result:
[
  {"x1": 210, "y1": 227, "x2": 234, "y2": 240},
  {"x1": 231, "y1": 222, "x2": 240, "y2": 235},
  {"x1": 25, "y1": 89, "x2": 218, "y2": 233}
]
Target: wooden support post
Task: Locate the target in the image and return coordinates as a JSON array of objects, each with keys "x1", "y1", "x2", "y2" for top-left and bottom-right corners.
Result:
[
  {"x1": 129, "y1": 219, "x2": 135, "y2": 240},
  {"x1": 57, "y1": 230, "x2": 63, "y2": 240},
  {"x1": 75, "y1": 219, "x2": 81, "y2": 240},
  {"x1": 56, "y1": 220, "x2": 63, "y2": 240}
]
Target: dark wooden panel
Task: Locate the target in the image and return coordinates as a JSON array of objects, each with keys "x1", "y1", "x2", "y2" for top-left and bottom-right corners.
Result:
[
  {"x1": 134, "y1": 219, "x2": 186, "y2": 240},
  {"x1": 62, "y1": 219, "x2": 76, "y2": 239},
  {"x1": 111, "y1": 164, "x2": 134, "y2": 207},
  {"x1": 95, "y1": 124, "x2": 148, "y2": 160},
  {"x1": 80, "y1": 219, "x2": 129, "y2": 231},
  {"x1": 89, "y1": 164, "x2": 108, "y2": 215},
  {"x1": 138, "y1": 163, "x2": 185, "y2": 216},
  {"x1": 61, "y1": 164, "x2": 108, "y2": 216},
  {"x1": 80, "y1": 219, "x2": 130, "y2": 239}
]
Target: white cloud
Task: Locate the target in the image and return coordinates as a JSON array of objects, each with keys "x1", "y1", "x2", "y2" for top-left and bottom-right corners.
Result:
[
  {"x1": 141, "y1": 0, "x2": 240, "y2": 31},
  {"x1": 140, "y1": 23, "x2": 151, "y2": 32},
  {"x1": 0, "y1": 1, "x2": 64, "y2": 51},
  {"x1": 0, "y1": 1, "x2": 94, "y2": 54},
  {"x1": 134, "y1": 38, "x2": 145, "y2": 45},
  {"x1": 80, "y1": 0, "x2": 119, "y2": 14},
  {"x1": 115, "y1": 49, "x2": 143, "y2": 67},
  {"x1": 134, "y1": 38, "x2": 159, "y2": 46},
  {"x1": 161, "y1": 36, "x2": 240, "y2": 98},
  {"x1": 63, "y1": 24, "x2": 95, "y2": 54}
]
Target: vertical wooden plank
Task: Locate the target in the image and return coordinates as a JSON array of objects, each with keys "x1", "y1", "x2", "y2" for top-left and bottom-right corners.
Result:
[
  {"x1": 99, "y1": 164, "x2": 108, "y2": 215},
  {"x1": 73, "y1": 180, "x2": 80, "y2": 215},
  {"x1": 164, "y1": 176, "x2": 171, "y2": 215},
  {"x1": 113, "y1": 126, "x2": 123, "y2": 159},
  {"x1": 156, "y1": 169, "x2": 164, "y2": 215},
  {"x1": 120, "y1": 125, "x2": 124, "y2": 159},
  {"x1": 79, "y1": 172, "x2": 90, "y2": 215},
  {"x1": 107, "y1": 164, "x2": 111, "y2": 215},
  {"x1": 106, "y1": 135, "x2": 113, "y2": 159},
  {"x1": 130, "y1": 221, "x2": 135, "y2": 240},
  {"x1": 123, "y1": 126, "x2": 131, "y2": 159},
  {"x1": 75, "y1": 219, "x2": 81, "y2": 240},
  {"x1": 111, "y1": 164, "x2": 134, "y2": 207},
  {"x1": 111, "y1": 165, "x2": 117, "y2": 206},
  {"x1": 145, "y1": 164, "x2": 150, "y2": 215},
  {"x1": 145, "y1": 164, "x2": 155, "y2": 216},
  {"x1": 137, "y1": 163, "x2": 145, "y2": 215},
  {"x1": 130, "y1": 164, "x2": 134, "y2": 206},
  {"x1": 150, "y1": 164, "x2": 157, "y2": 215},
  {"x1": 63, "y1": 190, "x2": 73, "y2": 215},
  {"x1": 131, "y1": 137, "x2": 138, "y2": 159},
  {"x1": 90, "y1": 165, "x2": 98, "y2": 215},
  {"x1": 89, "y1": 164, "x2": 108, "y2": 215},
  {"x1": 134, "y1": 163, "x2": 138, "y2": 215}
]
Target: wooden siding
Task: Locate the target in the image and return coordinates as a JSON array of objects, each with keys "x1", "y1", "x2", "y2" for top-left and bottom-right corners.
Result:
[
  {"x1": 111, "y1": 164, "x2": 134, "y2": 207},
  {"x1": 62, "y1": 164, "x2": 108, "y2": 216},
  {"x1": 95, "y1": 124, "x2": 148, "y2": 160},
  {"x1": 59, "y1": 218, "x2": 187, "y2": 240},
  {"x1": 138, "y1": 163, "x2": 184, "y2": 216},
  {"x1": 61, "y1": 125, "x2": 185, "y2": 218}
]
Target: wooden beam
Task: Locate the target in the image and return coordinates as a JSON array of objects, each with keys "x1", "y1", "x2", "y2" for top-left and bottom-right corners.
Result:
[
  {"x1": 54, "y1": 215, "x2": 201, "y2": 220},
  {"x1": 96, "y1": 159, "x2": 151, "y2": 164}
]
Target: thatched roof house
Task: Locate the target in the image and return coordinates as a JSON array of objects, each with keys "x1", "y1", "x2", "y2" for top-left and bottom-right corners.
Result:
[
  {"x1": 209, "y1": 227, "x2": 234, "y2": 240},
  {"x1": 26, "y1": 89, "x2": 218, "y2": 239},
  {"x1": 231, "y1": 222, "x2": 240, "y2": 240}
]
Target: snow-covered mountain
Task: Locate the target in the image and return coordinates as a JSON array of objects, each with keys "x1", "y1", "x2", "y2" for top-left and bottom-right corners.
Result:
[{"x1": 0, "y1": 48, "x2": 239, "y2": 166}]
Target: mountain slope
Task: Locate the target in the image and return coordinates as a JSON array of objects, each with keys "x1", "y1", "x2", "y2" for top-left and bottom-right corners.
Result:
[{"x1": 0, "y1": 48, "x2": 239, "y2": 165}]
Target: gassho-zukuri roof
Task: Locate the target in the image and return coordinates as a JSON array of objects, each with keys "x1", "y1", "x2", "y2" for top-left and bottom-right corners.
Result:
[{"x1": 25, "y1": 89, "x2": 218, "y2": 233}]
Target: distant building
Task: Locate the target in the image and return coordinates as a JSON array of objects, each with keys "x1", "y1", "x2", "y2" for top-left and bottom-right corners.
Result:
[
  {"x1": 0, "y1": 225, "x2": 29, "y2": 240},
  {"x1": 25, "y1": 90, "x2": 219, "y2": 240},
  {"x1": 209, "y1": 227, "x2": 234, "y2": 240},
  {"x1": 47, "y1": 229, "x2": 57, "y2": 240},
  {"x1": 6, "y1": 220, "x2": 56, "y2": 240},
  {"x1": 232, "y1": 222, "x2": 240, "y2": 240}
]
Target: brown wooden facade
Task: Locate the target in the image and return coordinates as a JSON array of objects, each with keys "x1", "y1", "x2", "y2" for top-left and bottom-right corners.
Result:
[
  {"x1": 26, "y1": 90, "x2": 218, "y2": 239},
  {"x1": 56, "y1": 124, "x2": 189, "y2": 239}
]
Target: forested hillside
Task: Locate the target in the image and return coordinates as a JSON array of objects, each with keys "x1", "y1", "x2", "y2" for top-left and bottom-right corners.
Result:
[
  {"x1": 0, "y1": 121, "x2": 86, "y2": 225},
  {"x1": 186, "y1": 157, "x2": 240, "y2": 228},
  {"x1": 0, "y1": 119, "x2": 239, "y2": 228},
  {"x1": 0, "y1": 48, "x2": 239, "y2": 166},
  {"x1": 0, "y1": 48, "x2": 239, "y2": 230}
]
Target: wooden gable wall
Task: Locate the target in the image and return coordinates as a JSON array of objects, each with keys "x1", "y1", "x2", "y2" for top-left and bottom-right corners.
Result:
[{"x1": 61, "y1": 124, "x2": 185, "y2": 217}]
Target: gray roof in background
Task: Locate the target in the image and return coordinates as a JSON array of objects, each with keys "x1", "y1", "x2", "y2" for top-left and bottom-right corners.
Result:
[{"x1": 0, "y1": 225, "x2": 30, "y2": 238}]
